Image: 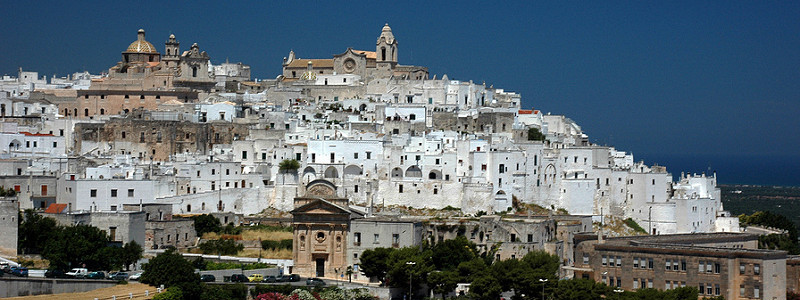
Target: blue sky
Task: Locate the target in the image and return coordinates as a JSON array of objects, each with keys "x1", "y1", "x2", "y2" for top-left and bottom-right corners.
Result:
[{"x1": 1, "y1": 1, "x2": 799, "y2": 183}]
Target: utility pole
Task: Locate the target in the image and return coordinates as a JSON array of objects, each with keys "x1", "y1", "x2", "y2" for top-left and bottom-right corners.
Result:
[{"x1": 406, "y1": 261, "x2": 416, "y2": 299}]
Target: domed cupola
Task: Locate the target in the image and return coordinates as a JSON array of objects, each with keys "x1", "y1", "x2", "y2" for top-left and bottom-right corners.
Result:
[
  {"x1": 126, "y1": 29, "x2": 158, "y2": 53},
  {"x1": 122, "y1": 29, "x2": 161, "y2": 64}
]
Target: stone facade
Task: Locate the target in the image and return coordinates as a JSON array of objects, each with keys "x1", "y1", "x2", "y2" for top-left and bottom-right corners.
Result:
[
  {"x1": 42, "y1": 210, "x2": 146, "y2": 246},
  {"x1": 0, "y1": 198, "x2": 18, "y2": 257},
  {"x1": 74, "y1": 118, "x2": 251, "y2": 161},
  {"x1": 291, "y1": 180, "x2": 363, "y2": 278}
]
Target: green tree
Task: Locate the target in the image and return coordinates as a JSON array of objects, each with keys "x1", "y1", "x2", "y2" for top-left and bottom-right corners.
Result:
[
  {"x1": 358, "y1": 247, "x2": 394, "y2": 285},
  {"x1": 552, "y1": 278, "x2": 608, "y2": 300},
  {"x1": 278, "y1": 159, "x2": 300, "y2": 174},
  {"x1": 428, "y1": 270, "x2": 459, "y2": 299},
  {"x1": 42, "y1": 224, "x2": 112, "y2": 270},
  {"x1": 141, "y1": 249, "x2": 201, "y2": 300},
  {"x1": 18, "y1": 209, "x2": 58, "y2": 254},
  {"x1": 122, "y1": 241, "x2": 144, "y2": 270},
  {"x1": 527, "y1": 127, "x2": 546, "y2": 141},
  {"x1": 191, "y1": 214, "x2": 221, "y2": 237},
  {"x1": 431, "y1": 236, "x2": 477, "y2": 271},
  {"x1": 153, "y1": 287, "x2": 184, "y2": 300}
]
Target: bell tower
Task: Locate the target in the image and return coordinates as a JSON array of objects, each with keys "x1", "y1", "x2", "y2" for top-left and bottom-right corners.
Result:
[
  {"x1": 375, "y1": 23, "x2": 398, "y2": 78},
  {"x1": 163, "y1": 34, "x2": 180, "y2": 69}
]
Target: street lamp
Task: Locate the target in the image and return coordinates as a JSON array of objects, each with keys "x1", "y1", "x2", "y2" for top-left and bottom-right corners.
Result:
[
  {"x1": 539, "y1": 278, "x2": 548, "y2": 300},
  {"x1": 406, "y1": 261, "x2": 416, "y2": 300}
]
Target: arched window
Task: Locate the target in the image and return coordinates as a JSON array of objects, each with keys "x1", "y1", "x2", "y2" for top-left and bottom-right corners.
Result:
[
  {"x1": 121, "y1": 132, "x2": 126, "y2": 139},
  {"x1": 84, "y1": 109, "x2": 89, "y2": 116},
  {"x1": 381, "y1": 47, "x2": 386, "y2": 61},
  {"x1": 100, "y1": 108, "x2": 105, "y2": 115},
  {"x1": 391, "y1": 167, "x2": 403, "y2": 178},
  {"x1": 186, "y1": 205, "x2": 191, "y2": 212},
  {"x1": 192, "y1": 67, "x2": 197, "y2": 77}
]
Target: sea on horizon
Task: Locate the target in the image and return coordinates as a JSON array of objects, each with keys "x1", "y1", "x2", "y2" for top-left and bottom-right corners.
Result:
[{"x1": 637, "y1": 153, "x2": 800, "y2": 188}]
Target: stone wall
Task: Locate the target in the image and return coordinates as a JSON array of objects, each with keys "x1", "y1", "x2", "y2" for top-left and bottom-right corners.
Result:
[{"x1": 0, "y1": 277, "x2": 117, "y2": 298}]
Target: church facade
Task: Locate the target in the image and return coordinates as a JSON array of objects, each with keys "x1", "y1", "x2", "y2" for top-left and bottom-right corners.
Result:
[
  {"x1": 290, "y1": 180, "x2": 364, "y2": 278},
  {"x1": 282, "y1": 24, "x2": 428, "y2": 82}
]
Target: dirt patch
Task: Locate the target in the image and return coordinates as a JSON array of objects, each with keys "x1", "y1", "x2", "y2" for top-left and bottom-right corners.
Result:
[{"x1": 6, "y1": 283, "x2": 159, "y2": 300}]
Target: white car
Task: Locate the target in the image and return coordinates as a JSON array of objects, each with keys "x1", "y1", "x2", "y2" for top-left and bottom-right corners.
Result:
[
  {"x1": 65, "y1": 268, "x2": 89, "y2": 278},
  {"x1": 128, "y1": 272, "x2": 143, "y2": 281}
]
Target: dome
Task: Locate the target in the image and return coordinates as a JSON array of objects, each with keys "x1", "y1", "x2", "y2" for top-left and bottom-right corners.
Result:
[{"x1": 126, "y1": 29, "x2": 158, "y2": 53}]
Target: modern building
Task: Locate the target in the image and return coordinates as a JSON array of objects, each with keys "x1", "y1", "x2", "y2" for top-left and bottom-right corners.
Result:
[{"x1": 573, "y1": 233, "x2": 787, "y2": 300}]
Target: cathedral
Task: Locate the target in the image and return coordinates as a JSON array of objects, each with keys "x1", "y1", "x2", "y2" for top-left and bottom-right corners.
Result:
[
  {"x1": 96, "y1": 29, "x2": 215, "y2": 92},
  {"x1": 281, "y1": 24, "x2": 428, "y2": 82}
]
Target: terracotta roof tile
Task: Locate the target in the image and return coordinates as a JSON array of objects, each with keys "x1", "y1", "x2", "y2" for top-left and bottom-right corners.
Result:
[
  {"x1": 44, "y1": 203, "x2": 68, "y2": 214},
  {"x1": 286, "y1": 59, "x2": 334, "y2": 68}
]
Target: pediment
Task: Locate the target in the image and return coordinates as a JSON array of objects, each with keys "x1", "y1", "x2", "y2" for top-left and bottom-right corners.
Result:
[{"x1": 292, "y1": 199, "x2": 350, "y2": 215}]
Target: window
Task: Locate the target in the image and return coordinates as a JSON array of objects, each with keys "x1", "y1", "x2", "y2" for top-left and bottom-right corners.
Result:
[
  {"x1": 681, "y1": 260, "x2": 687, "y2": 271},
  {"x1": 666, "y1": 259, "x2": 671, "y2": 270},
  {"x1": 528, "y1": 234, "x2": 533, "y2": 243},
  {"x1": 354, "y1": 185, "x2": 359, "y2": 193},
  {"x1": 673, "y1": 261, "x2": 679, "y2": 271},
  {"x1": 754, "y1": 285, "x2": 760, "y2": 298},
  {"x1": 616, "y1": 256, "x2": 621, "y2": 267},
  {"x1": 699, "y1": 260, "x2": 705, "y2": 273},
  {"x1": 633, "y1": 279, "x2": 639, "y2": 289},
  {"x1": 111, "y1": 189, "x2": 118, "y2": 197},
  {"x1": 740, "y1": 263, "x2": 745, "y2": 274},
  {"x1": 714, "y1": 263, "x2": 721, "y2": 274},
  {"x1": 399, "y1": 184, "x2": 403, "y2": 193},
  {"x1": 366, "y1": 152, "x2": 371, "y2": 159},
  {"x1": 583, "y1": 254, "x2": 589, "y2": 264},
  {"x1": 647, "y1": 279, "x2": 653, "y2": 288},
  {"x1": 499, "y1": 164, "x2": 505, "y2": 173},
  {"x1": 706, "y1": 284, "x2": 712, "y2": 295},
  {"x1": 373, "y1": 234, "x2": 379, "y2": 244},
  {"x1": 602, "y1": 256, "x2": 607, "y2": 266},
  {"x1": 699, "y1": 283, "x2": 705, "y2": 295},
  {"x1": 392, "y1": 234, "x2": 399, "y2": 246},
  {"x1": 354, "y1": 153, "x2": 358, "y2": 159},
  {"x1": 740, "y1": 285, "x2": 745, "y2": 297},
  {"x1": 128, "y1": 189, "x2": 134, "y2": 197},
  {"x1": 648, "y1": 258, "x2": 653, "y2": 269},
  {"x1": 706, "y1": 262, "x2": 712, "y2": 273},
  {"x1": 633, "y1": 257, "x2": 639, "y2": 268},
  {"x1": 242, "y1": 151, "x2": 247, "y2": 159},
  {"x1": 715, "y1": 284, "x2": 720, "y2": 296},
  {"x1": 53, "y1": 142, "x2": 57, "y2": 147},
  {"x1": 754, "y1": 264, "x2": 760, "y2": 275},
  {"x1": 90, "y1": 189, "x2": 97, "y2": 197},
  {"x1": 354, "y1": 232, "x2": 361, "y2": 245}
]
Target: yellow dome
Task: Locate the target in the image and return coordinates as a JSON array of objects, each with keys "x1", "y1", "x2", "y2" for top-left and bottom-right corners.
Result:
[{"x1": 125, "y1": 29, "x2": 158, "y2": 53}]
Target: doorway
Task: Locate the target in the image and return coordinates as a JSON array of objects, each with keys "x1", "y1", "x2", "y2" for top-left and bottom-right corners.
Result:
[{"x1": 315, "y1": 258, "x2": 325, "y2": 277}]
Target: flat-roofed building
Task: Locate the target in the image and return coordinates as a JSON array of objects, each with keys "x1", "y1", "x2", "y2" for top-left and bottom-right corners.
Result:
[{"x1": 573, "y1": 233, "x2": 786, "y2": 300}]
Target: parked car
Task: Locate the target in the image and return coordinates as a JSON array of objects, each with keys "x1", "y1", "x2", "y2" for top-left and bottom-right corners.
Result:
[
  {"x1": 108, "y1": 272, "x2": 129, "y2": 280},
  {"x1": 66, "y1": 268, "x2": 89, "y2": 278},
  {"x1": 262, "y1": 275, "x2": 277, "y2": 283},
  {"x1": 200, "y1": 274, "x2": 216, "y2": 282},
  {"x1": 306, "y1": 278, "x2": 325, "y2": 286},
  {"x1": 229, "y1": 274, "x2": 248, "y2": 283},
  {"x1": 247, "y1": 274, "x2": 263, "y2": 282},
  {"x1": 86, "y1": 271, "x2": 106, "y2": 279},
  {"x1": 45, "y1": 269, "x2": 67, "y2": 278},
  {"x1": 128, "y1": 272, "x2": 143, "y2": 281},
  {"x1": 286, "y1": 274, "x2": 301, "y2": 282},
  {"x1": 10, "y1": 267, "x2": 28, "y2": 277}
]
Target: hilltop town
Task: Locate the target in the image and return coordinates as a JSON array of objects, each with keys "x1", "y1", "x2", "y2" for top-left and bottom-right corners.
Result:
[{"x1": 0, "y1": 25, "x2": 794, "y2": 300}]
